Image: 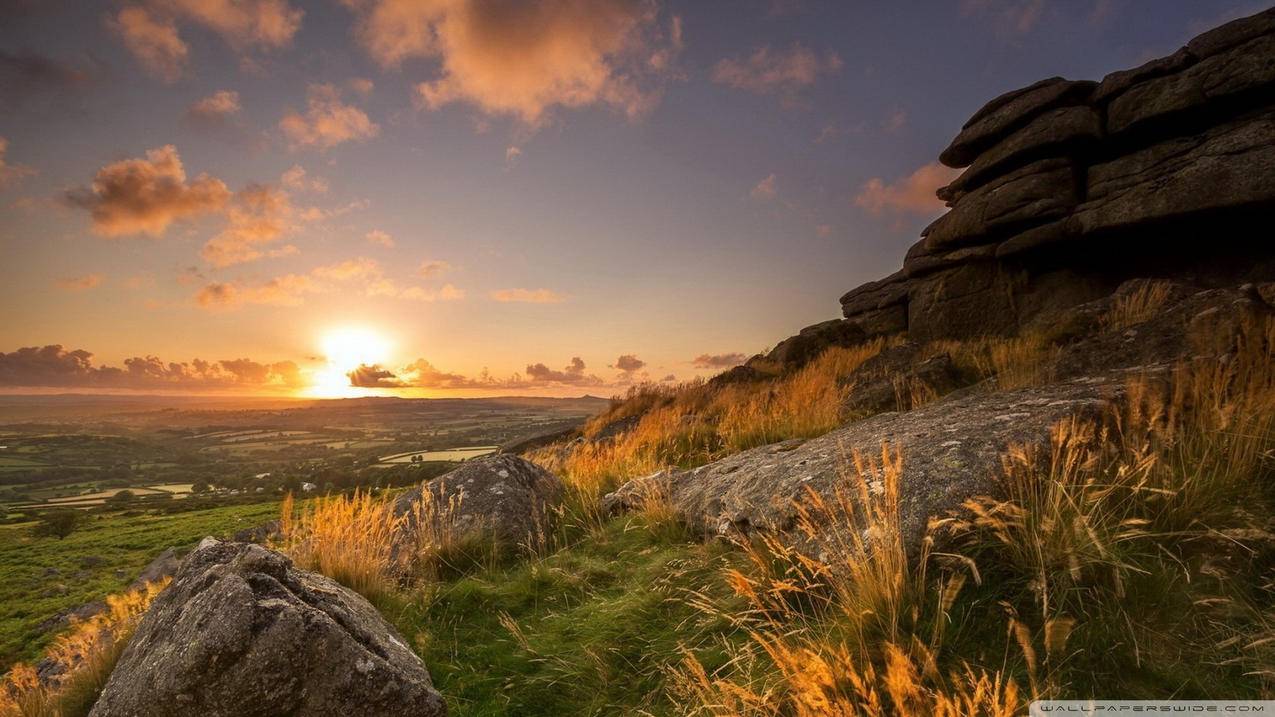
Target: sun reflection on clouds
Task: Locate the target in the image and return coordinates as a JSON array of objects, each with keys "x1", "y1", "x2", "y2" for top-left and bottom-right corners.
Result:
[{"x1": 307, "y1": 326, "x2": 393, "y2": 398}]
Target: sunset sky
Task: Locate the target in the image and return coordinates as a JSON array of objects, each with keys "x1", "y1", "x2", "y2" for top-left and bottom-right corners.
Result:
[{"x1": 0, "y1": 0, "x2": 1264, "y2": 397}]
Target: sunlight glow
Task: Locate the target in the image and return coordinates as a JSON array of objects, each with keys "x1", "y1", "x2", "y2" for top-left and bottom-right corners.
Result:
[{"x1": 308, "y1": 327, "x2": 393, "y2": 398}]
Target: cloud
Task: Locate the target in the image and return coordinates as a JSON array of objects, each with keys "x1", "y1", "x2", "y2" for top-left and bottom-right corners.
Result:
[
  {"x1": 200, "y1": 184, "x2": 294, "y2": 267},
  {"x1": 365, "y1": 229, "x2": 394, "y2": 248},
  {"x1": 160, "y1": 0, "x2": 303, "y2": 49},
  {"x1": 854, "y1": 162, "x2": 959, "y2": 218},
  {"x1": 692, "y1": 352, "x2": 746, "y2": 369},
  {"x1": 612, "y1": 354, "x2": 645, "y2": 373},
  {"x1": 0, "y1": 50, "x2": 97, "y2": 105},
  {"x1": 959, "y1": 0, "x2": 1047, "y2": 35},
  {"x1": 343, "y1": 0, "x2": 681, "y2": 125},
  {"x1": 279, "y1": 83, "x2": 380, "y2": 151},
  {"x1": 417, "y1": 259, "x2": 451, "y2": 277},
  {"x1": 505, "y1": 145, "x2": 522, "y2": 166},
  {"x1": 110, "y1": 0, "x2": 303, "y2": 80},
  {"x1": 195, "y1": 273, "x2": 316, "y2": 308},
  {"x1": 65, "y1": 145, "x2": 231, "y2": 237},
  {"x1": 0, "y1": 138, "x2": 36, "y2": 190},
  {"x1": 0, "y1": 344, "x2": 302, "y2": 391},
  {"x1": 110, "y1": 6, "x2": 188, "y2": 82},
  {"x1": 346, "y1": 363, "x2": 404, "y2": 388},
  {"x1": 815, "y1": 224, "x2": 833, "y2": 238},
  {"x1": 347, "y1": 77, "x2": 375, "y2": 96},
  {"x1": 56, "y1": 274, "x2": 104, "y2": 291},
  {"x1": 525, "y1": 356, "x2": 601, "y2": 384},
  {"x1": 750, "y1": 173, "x2": 777, "y2": 201},
  {"x1": 187, "y1": 89, "x2": 241, "y2": 120},
  {"x1": 882, "y1": 107, "x2": 908, "y2": 133},
  {"x1": 280, "y1": 165, "x2": 328, "y2": 194},
  {"x1": 711, "y1": 44, "x2": 841, "y2": 97},
  {"x1": 490, "y1": 287, "x2": 566, "y2": 303},
  {"x1": 196, "y1": 257, "x2": 465, "y2": 309}
]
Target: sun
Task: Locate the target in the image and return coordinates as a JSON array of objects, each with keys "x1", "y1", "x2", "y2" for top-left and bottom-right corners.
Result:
[{"x1": 307, "y1": 327, "x2": 393, "y2": 398}]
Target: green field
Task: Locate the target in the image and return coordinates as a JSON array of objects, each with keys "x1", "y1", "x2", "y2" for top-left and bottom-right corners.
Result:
[{"x1": 0, "y1": 501, "x2": 281, "y2": 671}]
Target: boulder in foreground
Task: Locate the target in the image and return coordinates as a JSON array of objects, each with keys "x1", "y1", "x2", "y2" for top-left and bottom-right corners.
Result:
[{"x1": 89, "y1": 540, "x2": 445, "y2": 717}]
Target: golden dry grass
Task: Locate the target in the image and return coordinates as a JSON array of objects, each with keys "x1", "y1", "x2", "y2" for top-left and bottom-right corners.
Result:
[
  {"x1": 0, "y1": 580, "x2": 168, "y2": 717},
  {"x1": 530, "y1": 340, "x2": 890, "y2": 511},
  {"x1": 279, "y1": 490, "x2": 404, "y2": 604},
  {"x1": 673, "y1": 444, "x2": 1019, "y2": 716},
  {"x1": 1101, "y1": 281, "x2": 1175, "y2": 331}
]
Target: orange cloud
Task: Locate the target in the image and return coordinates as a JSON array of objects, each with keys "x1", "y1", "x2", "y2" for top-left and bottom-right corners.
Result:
[
  {"x1": 200, "y1": 184, "x2": 294, "y2": 267},
  {"x1": 854, "y1": 162, "x2": 959, "y2": 218},
  {"x1": 66, "y1": 145, "x2": 231, "y2": 237},
  {"x1": 280, "y1": 83, "x2": 379, "y2": 151},
  {"x1": 110, "y1": 6, "x2": 188, "y2": 82},
  {"x1": 161, "y1": 0, "x2": 303, "y2": 49},
  {"x1": 711, "y1": 44, "x2": 841, "y2": 96},
  {"x1": 343, "y1": 0, "x2": 680, "y2": 124},
  {"x1": 490, "y1": 287, "x2": 567, "y2": 303},
  {"x1": 692, "y1": 352, "x2": 746, "y2": 369},
  {"x1": 196, "y1": 258, "x2": 465, "y2": 309},
  {"x1": 56, "y1": 274, "x2": 104, "y2": 291},
  {"x1": 0, "y1": 345, "x2": 302, "y2": 391},
  {"x1": 346, "y1": 355, "x2": 603, "y2": 391},
  {"x1": 750, "y1": 173, "x2": 777, "y2": 201},
  {"x1": 187, "y1": 90, "x2": 241, "y2": 119},
  {"x1": 0, "y1": 137, "x2": 36, "y2": 189},
  {"x1": 417, "y1": 259, "x2": 452, "y2": 277},
  {"x1": 280, "y1": 165, "x2": 328, "y2": 193},
  {"x1": 612, "y1": 354, "x2": 645, "y2": 374}
]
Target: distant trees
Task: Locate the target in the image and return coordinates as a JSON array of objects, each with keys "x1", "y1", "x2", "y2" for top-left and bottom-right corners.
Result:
[
  {"x1": 191, "y1": 481, "x2": 209, "y2": 494},
  {"x1": 105, "y1": 490, "x2": 136, "y2": 507},
  {"x1": 33, "y1": 510, "x2": 82, "y2": 539}
]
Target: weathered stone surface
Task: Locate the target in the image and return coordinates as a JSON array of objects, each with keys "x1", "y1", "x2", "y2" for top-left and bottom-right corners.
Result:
[
  {"x1": 1107, "y1": 33, "x2": 1275, "y2": 135},
  {"x1": 993, "y1": 217, "x2": 1079, "y2": 258},
  {"x1": 923, "y1": 158, "x2": 1078, "y2": 251},
  {"x1": 607, "y1": 379, "x2": 1122, "y2": 554},
  {"x1": 840, "y1": 271, "x2": 909, "y2": 316},
  {"x1": 842, "y1": 346, "x2": 963, "y2": 416},
  {"x1": 127, "y1": 547, "x2": 182, "y2": 591},
  {"x1": 906, "y1": 262, "x2": 1025, "y2": 341},
  {"x1": 1187, "y1": 6, "x2": 1275, "y2": 59},
  {"x1": 848, "y1": 304, "x2": 909, "y2": 336},
  {"x1": 1076, "y1": 110, "x2": 1275, "y2": 235},
  {"x1": 90, "y1": 541, "x2": 445, "y2": 717},
  {"x1": 941, "y1": 105, "x2": 1102, "y2": 199},
  {"x1": 394, "y1": 455, "x2": 562, "y2": 546},
  {"x1": 1093, "y1": 47, "x2": 1195, "y2": 105},
  {"x1": 765, "y1": 318, "x2": 867, "y2": 369},
  {"x1": 903, "y1": 240, "x2": 997, "y2": 278},
  {"x1": 941, "y1": 79, "x2": 1095, "y2": 167}
]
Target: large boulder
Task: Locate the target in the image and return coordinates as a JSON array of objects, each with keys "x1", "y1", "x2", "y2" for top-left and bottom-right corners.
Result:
[
  {"x1": 1075, "y1": 109, "x2": 1275, "y2": 236},
  {"x1": 89, "y1": 540, "x2": 445, "y2": 717},
  {"x1": 940, "y1": 78, "x2": 1095, "y2": 167},
  {"x1": 606, "y1": 378, "x2": 1122, "y2": 556},
  {"x1": 763, "y1": 318, "x2": 867, "y2": 370},
  {"x1": 922, "y1": 157, "x2": 1079, "y2": 251},
  {"x1": 393, "y1": 455, "x2": 562, "y2": 546},
  {"x1": 126, "y1": 546, "x2": 182, "y2": 591}
]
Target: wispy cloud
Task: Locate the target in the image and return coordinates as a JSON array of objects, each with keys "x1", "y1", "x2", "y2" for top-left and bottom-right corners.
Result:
[
  {"x1": 280, "y1": 83, "x2": 379, "y2": 152},
  {"x1": 490, "y1": 287, "x2": 567, "y2": 303},
  {"x1": 711, "y1": 44, "x2": 841, "y2": 100},
  {"x1": 0, "y1": 344, "x2": 302, "y2": 391},
  {"x1": 56, "y1": 274, "x2": 104, "y2": 291},
  {"x1": 692, "y1": 352, "x2": 746, "y2": 369}
]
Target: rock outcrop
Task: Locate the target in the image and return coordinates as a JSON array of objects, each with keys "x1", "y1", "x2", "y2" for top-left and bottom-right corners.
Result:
[
  {"x1": 831, "y1": 7, "x2": 1275, "y2": 344},
  {"x1": 90, "y1": 540, "x2": 445, "y2": 717},
  {"x1": 394, "y1": 455, "x2": 562, "y2": 546},
  {"x1": 606, "y1": 377, "x2": 1122, "y2": 553}
]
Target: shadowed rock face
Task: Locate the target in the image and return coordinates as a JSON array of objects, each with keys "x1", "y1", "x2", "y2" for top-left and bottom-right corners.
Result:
[
  {"x1": 393, "y1": 454, "x2": 562, "y2": 546},
  {"x1": 89, "y1": 541, "x2": 446, "y2": 717},
  {"x1": 820, "y1": 7, "x2": 1275, "y2": 346}
]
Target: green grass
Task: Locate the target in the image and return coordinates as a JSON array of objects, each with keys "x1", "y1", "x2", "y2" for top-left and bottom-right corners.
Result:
[
  {"x1": 0, "y1": 501, "x2": 280, "y2": 671},
  {"x1": 393, "y1": 516, "x2": 746, "y2": 717}
]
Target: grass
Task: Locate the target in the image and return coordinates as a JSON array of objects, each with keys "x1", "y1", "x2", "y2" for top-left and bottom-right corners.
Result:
[
  {"x1": 0, "y1": 501, "x2": 279, "y2": 671},
  {"x1": 0, "y1": 580, "x2": 167, "y2": 717},
  {"x1": 529, "y1": 340, "x2": 891, "y2": 516},
  {"x1": 396, "y1": 515, "x2": 746, "y2": 716}
]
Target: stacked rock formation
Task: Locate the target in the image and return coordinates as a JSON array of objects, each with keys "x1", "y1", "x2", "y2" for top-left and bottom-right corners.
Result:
[{"x1": 836, "y1": 7, "x2": 1275, "y2": 343}]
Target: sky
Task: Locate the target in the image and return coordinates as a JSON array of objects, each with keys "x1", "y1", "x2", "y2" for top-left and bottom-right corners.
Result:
[{"x1": 0, "y1": 0, "x2": 1268, "y2": 398}]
